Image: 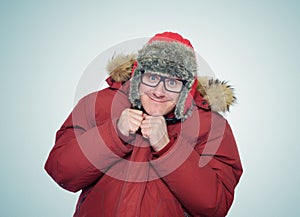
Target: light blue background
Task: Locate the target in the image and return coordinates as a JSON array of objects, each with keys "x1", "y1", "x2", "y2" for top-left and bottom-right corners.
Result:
[{"x1": 1, "y1": 0, "x2": 299, "y2": 216}]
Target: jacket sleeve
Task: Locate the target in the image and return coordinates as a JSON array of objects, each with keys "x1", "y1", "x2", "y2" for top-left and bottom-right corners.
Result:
[
  {"x1": 44, "y1": 92, "x2": 133, "y2": 193},
  {"x1": 151, "y1": 112, "x2": 243, "y2": 217}
]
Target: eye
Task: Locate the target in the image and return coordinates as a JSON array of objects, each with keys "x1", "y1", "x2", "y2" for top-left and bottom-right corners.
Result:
[
  {"x1": 167, "y1": 79, "x2": 178, "y2": 86},
  {"x1": 150, "y1": 75, "x2": 157, "y2": 80},
  {"x1": 147, "y1": 74, "x2": 159, "y2": 82}
]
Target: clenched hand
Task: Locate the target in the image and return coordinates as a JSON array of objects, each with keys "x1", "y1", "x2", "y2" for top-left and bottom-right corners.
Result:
[
  {"x1": 140, "y1": 114, "x2": 170, "y2": 152},
  {"x1": 117, "y1": 109, "x2": 143, "y2": 137},
  {"x1": 117, "y1": 109, "x2": 170, "y2": 151}
]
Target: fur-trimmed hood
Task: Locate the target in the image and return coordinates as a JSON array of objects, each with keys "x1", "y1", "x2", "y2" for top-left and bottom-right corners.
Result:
[{"x1": 106, "y1": 54, "x2": 236, "y2": 113}]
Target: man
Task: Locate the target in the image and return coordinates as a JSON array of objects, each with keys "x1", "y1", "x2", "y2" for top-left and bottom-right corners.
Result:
[{"x1": 45, "y1": 32, "x2": 243, "y2": 217}]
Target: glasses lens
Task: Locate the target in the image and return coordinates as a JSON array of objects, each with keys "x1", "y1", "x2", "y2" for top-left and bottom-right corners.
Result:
[
  {"x1": 141, "y1": 72, "x2": 183, "y2": 93},
  {"x1": 142, "y1": 73, "x2": 161, "y2": 86},
  {"x1": 165, "y1": 78, "x2": 183, "y2": 92}
]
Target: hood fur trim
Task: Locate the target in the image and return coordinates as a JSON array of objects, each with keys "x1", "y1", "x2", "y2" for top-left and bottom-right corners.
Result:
[
  {"x1": 197, "y1": 77, "x2": 236, "y2": 112},
  {"x1": 107, "y1": 54, "x2": 236, "y2": 113},
  {"x1": 106, "y1": 53, "x2": 136, "y2": 82}
]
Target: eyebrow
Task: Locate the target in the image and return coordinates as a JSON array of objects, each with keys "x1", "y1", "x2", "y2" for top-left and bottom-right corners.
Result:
[{"x1": 146, "y1": 72, "x2": 182, "y2": 80}]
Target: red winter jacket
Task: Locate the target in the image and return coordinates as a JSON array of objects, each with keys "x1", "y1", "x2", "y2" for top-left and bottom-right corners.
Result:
[{"x1": 45, "y1": 77, "x2": 242, "y2": 217}]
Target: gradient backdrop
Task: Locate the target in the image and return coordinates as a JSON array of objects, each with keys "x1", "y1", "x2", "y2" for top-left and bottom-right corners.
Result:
[{"x1": 1, "y1": 0, "x2": 299, "y2": 216}]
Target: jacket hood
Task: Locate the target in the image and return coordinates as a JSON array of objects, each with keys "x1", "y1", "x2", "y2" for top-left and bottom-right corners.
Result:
[{"x1": 106, "y1": 54, "x2": 236, "y2": 113}]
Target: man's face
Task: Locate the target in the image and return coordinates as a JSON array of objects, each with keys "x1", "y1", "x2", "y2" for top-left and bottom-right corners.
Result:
[{"x1": 139, "y1": 72, "x2": 181, "y2": 116}]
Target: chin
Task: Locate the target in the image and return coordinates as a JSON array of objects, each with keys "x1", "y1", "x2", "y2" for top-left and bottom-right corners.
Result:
[
  {"x1": 147, "y1": 110, "x2": 164, "y2": 116},
  {"x1": 144, "y1": 107, "x2": 162, "y2": 116}
]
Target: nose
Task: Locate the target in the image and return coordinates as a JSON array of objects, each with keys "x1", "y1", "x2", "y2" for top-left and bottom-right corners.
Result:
[{"x1": 152, "y1": 81, "x2": 166, "y2": 98}]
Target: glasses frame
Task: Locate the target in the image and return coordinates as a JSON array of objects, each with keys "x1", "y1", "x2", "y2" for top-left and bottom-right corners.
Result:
[{"x1": 140, "y1": 71, "x2": 186, "y2": 93}]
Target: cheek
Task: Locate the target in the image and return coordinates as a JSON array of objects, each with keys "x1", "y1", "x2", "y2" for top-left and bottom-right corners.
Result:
[
  {"x1": 167, "y1": 92, "x2": 180, "y2": 106},
  {"x1": 139, "y1": 84, "x2": 151, "y2": 95},
  {"x1": 140, "y1": 94, "x2": 147, "y2": 106},
  {"x1": 172, "y1": 93, "x2": 180, "y2": 103}
]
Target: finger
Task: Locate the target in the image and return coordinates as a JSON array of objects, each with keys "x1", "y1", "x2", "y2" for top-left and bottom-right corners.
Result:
[
  {"x1": 141, "y1": 118, "x2": 161, "y2": 126},
  {"x1": 125, "y1": 112, "x2": 143, "y2": 132},
  {"x1": 129, "y1": 119, "x2": 143, "y2": 129},
  {"x1": 140, "y1": 125, "x2": 152, "y2": 132},
  {"x1": 128, "y1": 109, "x2": 143, "y2": 116},
  {"x1": 141, "y1": 128, "x2": 150, "y2": 138},
  {"x1": 129, "y1": 118, "x2": 143, "y2": 128},
  {"x1": 141, "y1": 123, "x2": 152, "y2": 135},
  {"x1": 129, "y1": 112, "x2": 144, "y2": 122},
  {"x1": 129, "y1": 114, "x2": 144, "y2": 123},
  {"x1": 129, "y1": 114, "x2": 144, "y2": 126},
  {"x1": 142, "y1": 113, "x2": 149, "y2": 119},
  {"x1": 140, "y1": 121, "x2": 152, "y2": 129}
]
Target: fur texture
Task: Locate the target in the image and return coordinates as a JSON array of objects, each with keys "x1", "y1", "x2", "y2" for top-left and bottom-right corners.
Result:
[
  {"x1": 198, "y1": 77, "x2": 236, "y2": 112},
  {"x1": 106, "y1": 54, "x2": 136, "y2": 82},
  {"x1": 106, "y1": 53, "x2": 236, "y2": 114}
]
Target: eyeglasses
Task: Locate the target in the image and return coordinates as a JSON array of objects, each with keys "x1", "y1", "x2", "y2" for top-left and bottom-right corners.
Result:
[{"x1": 141, "y1": 72, "x2": 185, "y2": 93}]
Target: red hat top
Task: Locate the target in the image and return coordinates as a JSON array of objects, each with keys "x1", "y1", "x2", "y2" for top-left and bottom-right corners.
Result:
[{"x1": 148, "y1": 32, "x2": 194, "y2": 49}]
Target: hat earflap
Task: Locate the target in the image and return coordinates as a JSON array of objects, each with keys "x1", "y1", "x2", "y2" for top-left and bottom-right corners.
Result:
[{"x1": 128, "y1": 64, "x2": 143, "y2": 109}]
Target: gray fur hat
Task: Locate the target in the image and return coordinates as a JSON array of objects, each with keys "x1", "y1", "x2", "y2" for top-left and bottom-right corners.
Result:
[{"x1": 129, "y1": 33, "x2": 198, "y2": 120}]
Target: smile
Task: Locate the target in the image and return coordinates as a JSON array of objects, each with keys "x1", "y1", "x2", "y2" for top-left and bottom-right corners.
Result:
[{"x1": 148, "y1": 95, "x2": 169, "y2": 103}]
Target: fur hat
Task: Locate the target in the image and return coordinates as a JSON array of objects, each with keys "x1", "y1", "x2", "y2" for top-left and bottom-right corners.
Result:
[
  {"x1": 129, "y1": 32, "x2": 198, "y2": 120},
  {"x1": 106, "y1": 33, "x2": 236, "y2": 120}
]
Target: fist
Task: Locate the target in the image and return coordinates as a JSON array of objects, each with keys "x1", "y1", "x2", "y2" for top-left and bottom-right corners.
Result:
[
  {"x1": 140, "y1": 115, "x2": 170, "y2": 151},
  {"x1": 117, "y1": 109, "x2": 143, "y2": 137}
]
